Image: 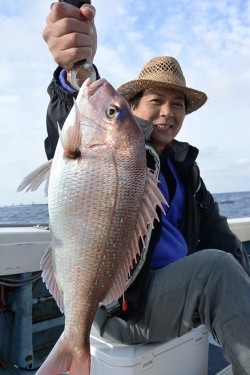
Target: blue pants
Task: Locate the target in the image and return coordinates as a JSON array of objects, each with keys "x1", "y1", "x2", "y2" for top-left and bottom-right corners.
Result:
[{"x1": 94, "y1": 250, "x2": 250, "y2": 375}]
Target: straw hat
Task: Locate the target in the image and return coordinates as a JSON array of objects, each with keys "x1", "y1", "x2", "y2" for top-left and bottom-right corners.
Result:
[{"x1": 117, "y1": 56, "x2": 207, "y2": 114}]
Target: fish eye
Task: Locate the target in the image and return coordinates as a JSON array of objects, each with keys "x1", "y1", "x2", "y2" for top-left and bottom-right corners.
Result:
[{"x1": 105, "y1": 105, "x2": 120, "y2": 119}]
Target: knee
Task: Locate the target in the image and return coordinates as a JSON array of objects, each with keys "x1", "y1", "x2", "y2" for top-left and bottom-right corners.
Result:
[{"x1": 199, "y1": 249, "x2": 239, "y2": 274}]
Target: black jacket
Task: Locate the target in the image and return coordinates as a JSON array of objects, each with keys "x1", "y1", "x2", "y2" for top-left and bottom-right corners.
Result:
[
  {"x1": 45, "y1": 66, "x2": 250, "y2": 323},
  {"x1": 117, "y1": 141, "x2": 250, "y2": 322}
]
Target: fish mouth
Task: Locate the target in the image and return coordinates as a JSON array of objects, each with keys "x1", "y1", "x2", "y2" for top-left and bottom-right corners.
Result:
[
  {"x1": 86, "y1": 78, "x2": 108, "y2": 94},
  {"x1": 85, "y1": 78, "x2": 119, "y2": 111}
]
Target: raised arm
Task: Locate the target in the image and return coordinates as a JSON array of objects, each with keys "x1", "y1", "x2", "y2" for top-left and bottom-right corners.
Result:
[{"x1": 43, "y1": 0, "x2": 98, "y2": 159}]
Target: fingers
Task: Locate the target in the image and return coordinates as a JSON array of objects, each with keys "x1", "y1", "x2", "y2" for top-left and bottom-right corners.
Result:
[
  {"x1": 47, "y1": 2, "x2": 96, "y2": 23},
  {"x1": 43, "y1": 2, "x2": 97, "y2": 71},
  {"x1": 43, "y1": 17, "x2": 92, "y2": 40},
  {"x1": 51, "y1": 45, "x2": 94, "y2": 71},
  {"x1": 80, "y1": 4, "x2": 96, "y2": 23}
]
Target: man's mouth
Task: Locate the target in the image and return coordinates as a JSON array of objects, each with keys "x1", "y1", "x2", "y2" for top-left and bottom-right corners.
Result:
[{"x1": 154, "y1": 124, "x2": 173, "y2": 129}]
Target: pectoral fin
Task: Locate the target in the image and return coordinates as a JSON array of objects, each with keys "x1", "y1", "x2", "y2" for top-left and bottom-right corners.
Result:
[{"x1": 17, "y1": 160, "x2": 52, "y2": 196}]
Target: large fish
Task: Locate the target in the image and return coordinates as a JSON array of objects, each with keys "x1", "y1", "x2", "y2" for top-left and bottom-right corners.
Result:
[{"x1": 18, "y1": 78, "x2": 167, "y2": 375}]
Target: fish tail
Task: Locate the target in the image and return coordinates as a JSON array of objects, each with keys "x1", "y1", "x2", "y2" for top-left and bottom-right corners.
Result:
[
  {"x1": 36, "y1": 333, "x2": 91, "y2": 375},
  {"x1": 69, "y1": 346, "x2": 91, "y2": 375}
]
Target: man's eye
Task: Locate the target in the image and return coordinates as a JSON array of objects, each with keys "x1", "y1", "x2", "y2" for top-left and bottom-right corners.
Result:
[{"x1": 174, "y1": 102, "x2": 185, "y2": 108}]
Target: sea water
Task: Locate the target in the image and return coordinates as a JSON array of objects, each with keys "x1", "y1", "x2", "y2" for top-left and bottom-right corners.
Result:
[{"x1": 0, "y1": 191, "x2": 250, "y2": 226}]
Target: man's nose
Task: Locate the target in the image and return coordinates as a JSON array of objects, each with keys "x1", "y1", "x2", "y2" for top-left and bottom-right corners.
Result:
[{"x1": 160, "y1": 103, "x2": 174, "y2": 117}]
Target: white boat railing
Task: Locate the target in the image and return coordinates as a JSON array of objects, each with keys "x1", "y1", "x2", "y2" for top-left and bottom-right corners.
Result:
[
  {"x1": 227, "y1": 217, "x2": 250, "y2": 243},
  {"x1": 0, "y1": 217, "x2": 249, "y2": 276}
]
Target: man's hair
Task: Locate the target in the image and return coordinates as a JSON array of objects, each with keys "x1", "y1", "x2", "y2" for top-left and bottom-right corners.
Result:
[{"x1": 127, "y1": 91, "x2": 144, "y2": 109}]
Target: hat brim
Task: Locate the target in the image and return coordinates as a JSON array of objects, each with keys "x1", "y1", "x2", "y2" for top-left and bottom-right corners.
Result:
[{"x1": 117, "y1": 79, "x2": 207, "y2": 114}]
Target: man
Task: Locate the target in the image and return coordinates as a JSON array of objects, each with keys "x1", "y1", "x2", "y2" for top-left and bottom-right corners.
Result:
[{"x1": 43, "y1": 1, "x2": 250, "y2": 373}]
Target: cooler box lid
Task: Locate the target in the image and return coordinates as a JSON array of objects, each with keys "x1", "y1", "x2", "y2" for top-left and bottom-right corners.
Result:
[{"x1": 90, "y1": 325, "x2": 208, "y2": 368}]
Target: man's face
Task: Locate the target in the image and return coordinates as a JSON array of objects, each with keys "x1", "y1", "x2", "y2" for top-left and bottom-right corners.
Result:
[{"x1": 131, "y1": 87, "x2": 186, "y2": 154}]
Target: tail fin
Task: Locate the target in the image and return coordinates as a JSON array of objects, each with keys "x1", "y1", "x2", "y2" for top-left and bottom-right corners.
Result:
[
  {"x1": 36, "y1": 333, "x2": 91, "y2": 375},
  {"x1": 69, "y1": 350, "x2": 91, "y2": 375}
]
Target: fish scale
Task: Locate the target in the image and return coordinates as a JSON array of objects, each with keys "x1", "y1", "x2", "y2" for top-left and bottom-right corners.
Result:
[{"x1": 50, "y1": 147, "x2": 142, "y2": 327}]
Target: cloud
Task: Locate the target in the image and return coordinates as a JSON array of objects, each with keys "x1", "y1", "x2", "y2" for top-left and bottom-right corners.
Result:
[{"x1": 236, "y1": 158, "x2": 250, "y2": 166}]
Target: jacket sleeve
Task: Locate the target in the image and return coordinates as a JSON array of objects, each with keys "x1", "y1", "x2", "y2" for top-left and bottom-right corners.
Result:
[
  {"x1": 44, "y1": 65, "x2": 100, "y2": 160},
  {"x1": 196, "y1": 178, "x2": 250, "y2": 276},
  {"x1": 44, "y1": 67, "x2": 77, "y2": 160}
]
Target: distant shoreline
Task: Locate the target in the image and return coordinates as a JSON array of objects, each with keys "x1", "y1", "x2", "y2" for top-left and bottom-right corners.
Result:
[
  {"x1": 1, "y1": 192, "x2": 250, "y2": 223},
  {"x1": 1, "y1": 191, "x2": 250, "y2": 208}
]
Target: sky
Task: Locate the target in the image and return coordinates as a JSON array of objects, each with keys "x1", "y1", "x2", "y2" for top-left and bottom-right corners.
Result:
[{"x1": 0, "y1": 0, "x2": 250, "y2": 206}]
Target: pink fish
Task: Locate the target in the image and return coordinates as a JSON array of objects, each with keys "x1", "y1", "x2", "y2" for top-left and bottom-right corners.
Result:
[{"x1": 18, "y1": 78, "x2": 166, "y2": 374}]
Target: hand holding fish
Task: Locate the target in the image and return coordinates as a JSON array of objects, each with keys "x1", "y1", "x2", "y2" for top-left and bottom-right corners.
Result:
[{"x1": 42, "y1": 1, "x2": 97, "y2": 71}]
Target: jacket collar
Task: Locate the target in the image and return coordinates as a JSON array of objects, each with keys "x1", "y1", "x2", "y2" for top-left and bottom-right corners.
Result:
[{"x1": 163, "y1": 139, "x2": 199, "y2": 163}]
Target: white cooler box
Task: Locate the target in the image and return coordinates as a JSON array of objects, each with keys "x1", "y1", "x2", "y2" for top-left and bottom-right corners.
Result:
[{"x1": 90, "y1": 325, "x2": 208, "y2": 375}]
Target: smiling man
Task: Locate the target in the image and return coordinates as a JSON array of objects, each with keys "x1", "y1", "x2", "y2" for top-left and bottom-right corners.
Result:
[
  {"x1": 43, "y1": 2, "x2": 250, "y2": 373},
  {"x1": 132, "y1": 87, "x2": 186, "y2": 154}
]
